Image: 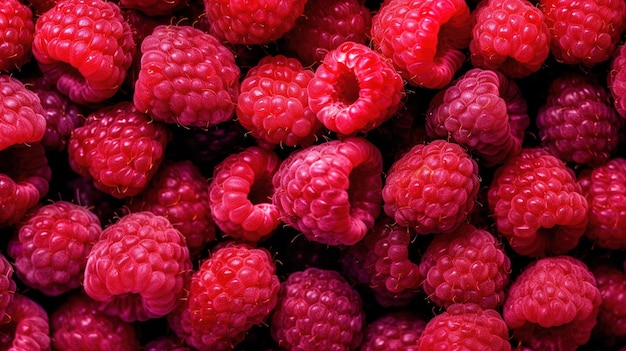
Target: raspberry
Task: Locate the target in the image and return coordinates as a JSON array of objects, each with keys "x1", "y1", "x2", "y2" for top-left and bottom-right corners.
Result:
[
  {"x1": 203, "y1": 0, "x2": 308, "y2": 45},
  {"x1": 272, "y1": 137, "x2": 383, "y2": 246},
  {"x1": 537, "y1": 72, "x2": 622, "y2": 167},
  {"x1": 32, "y1": 0, "x2": 135, "y2": 105},
  {"x1": 0, "y1": 0, "x2": 34, "y2": 72},
  {"x1": 270, "y1": 267, "x2": 365, "y2": 351},
  {"x1": 503, "y1": 256, "x2": 601, "y2": 350},
  {"x1": 470, "y1": 0, "x2": 551, "y2": 78},
  {"x1": 307, "y1": 41, "x2": 405, "y2": 137},
  {"x1": 591, "y1": 264, "x2": 626, "y2": 347},
  {"x1": 426, "y1": 68, "x2": 530, "y2": 167},
  {"x1": 0, "y1": 253, "x2": 16, "y2": 324},
  {"x1": 282, "y1": 0, "x2": 372, "y2": 67},
  {"x1": 67, "y1": 101, "x2": 170, "y2": 199},
  {"x1": 382, "y1": 139, "x2": 480, "y2": 235},
  {"x1": 360, "y1": 311, "x2": 427, "y2": 351},
  {"x1": 417, "y1": 303, "x2": 511, "y2": 351},
  {"x1": 83, "y1": 211, "x2": 192, "y2": 322},
  {"x1": 370, "y1": 0, "x2": 472, "y2": 89},
  {"x1": 208, "y1": 146, "x2": 281, "y2": 243},
  {"x1": 236, "y1": 55, "x2": 322, "y2": 148},
  {"x1": 8, "y1": 201, "x2": 102, "y2": 296},
  {"x1": 133, "y1": 25, "x2": 240, "y2": 128},
  {"x1": 126, "y1": 160, "x2": 217, "y2": 256},
  {"x1": 609, "y1": 43, "x2": 626, "y2": 119},
  {"x1": 51, "y1": 293, "x2": 140, "y2": 351},
  {"x1": 0, "y1": 294, "x2": 50, "y2": 351},
  {"x1": 119, "y1": 0, "x2": 185, "y2": 16},
  {"x1": 539, "y1": 0, "x2": 626, "y2": 66},
  {"x1": 0, "y1": 75, "x2": 46, "y2": 152},
  {"x1": 487, "y1": 147, "x2": 588, "y2": 257},
  {"x1": 144, "y1": 337, "x2": 191, "y2": 351}
]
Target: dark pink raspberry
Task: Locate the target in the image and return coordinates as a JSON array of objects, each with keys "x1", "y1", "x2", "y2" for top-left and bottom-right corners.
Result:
[
  {"x1": 609, "y1": 43, "x2": 626, "y2": 119},
  {"x1": 67, "y1": 102, "x2": 170, "y2": 199},
  {"x1": 503, "y1": 256, "x2": 601, "y2": 351},
  {"x1": 537, "y1": 73, "x2": 622, "y2": 167},
  {"x1": 0, "y1": 294, "x2": 50, "y2": 351},
  {"x1": 371, "y1": 0, "x2": 472, "y2": 89},
  {"x1": 0, "y1": 253, "x2": 16, "y2": 324},
  {"x1": 360, "y1": 311, "x2": 427, "y2": 351},
  {"x1": 419, "y1": 223, "x2": 511, "y2": 310},
  {"x1": 283, "y1": 0, "x2": 372, "y2": 67},
  {"x1": 236, "y1": 55, "x2": 322, "y2": 148},
  {"x1": 307, "y1": 41, "x2": 405, "y2": 137},
  {"x1": 0, "y1": 75, "x2": 46, "y2": 152},
  {"x1": 119, "y1": 0, "x2": 185, "y2": 16},
  {"x1": 32, "y1": 0, "x2": 135, "y2": 105},
  {"x1": 540, "y1": 0, "x2": 626, "y2": 66},
  {"x1": 272, "y1": 137, "x2": 383, "y2": 246},
  {"x1": 0, "y1": 0, "x2": 34, "y2": 72},
  {"x1": 8, "y1": 201, "x2": 102, "y2": 296},
  {"x1": 203, "y1": 0, "x2": 307, "y2": 45},
  {"x1": 270, "y1": 267, "x2": 365, "y2": 351},
  {"x1": 382, "y1": 139, "x2": 480, "y2": 235},
  {"x1": 133, "y1": 25, "x2": 240, "y2": 128},
  {"x1": 209, "y1": 146, "x2": 281, "y2": 243},
  {"x1": 426, "y1": 68, "x2": 529, "y2": 167},
  {"x1": 417, "y1": 303, "x2": 511, "y2": 351},
  {"x1": 487, "y1": 148, "x2": 588, "y2": 257},
  {"x1": 590, "y1": 264, "x2": 626, "y2": 347},
  {"x1": 51, "y1": 293, "x2": 140, "y2": 351},
  {"x1": 470, "y1": 0, "x2": 551, "y2": 78},
  {"x1": 83, "y1": 211, "x2": 192, "y2": 322}
]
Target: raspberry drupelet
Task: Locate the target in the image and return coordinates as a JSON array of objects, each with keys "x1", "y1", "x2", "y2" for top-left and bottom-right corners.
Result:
[
  {"x1": 0, "y1": 253, "x2": 16, "y2": 324},
  {"x1": 0, "y1": 294, "x2": 50, "y2": 351},
  {"x1": 609, "y1": 43, "x2": 626, "y2": 119},
  {"x1": 590, "y1": 264, "x2": 626, "y2": 347},
  {"x1": 360, "y1": 311, "x2": 426, "y2": 351},
  {"x1": 0, "y1": 0, "x2": 34, "y2": 72}
]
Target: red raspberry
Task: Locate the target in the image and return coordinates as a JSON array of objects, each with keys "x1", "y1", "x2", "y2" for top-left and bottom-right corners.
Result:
[
  {"x1": 503, "y1": 256, "x2": 601, "y2": 350},
  {"x1": 609, "y1": 43, "x2": 626, "y2": 119},
  {"x1": 426, "y1": 68, "x2": 530, "y2": 167},
  {"x1": 0, "y1": 0, "x2": 34, "y2": 72},
  {"x1": 119, "y1": 0, "x2": 185, "y2": 16},
  {"x1": 417, "y1": 303, "x2": 511, "y2": 351},
  {"x1": 591, "y1": 264, "x2": 626, "y2": 347},
  {"x1": 0, "y1": 253, "x2": 16, "y2": 324},
  {"x1": 51, "y1": 293, "x2": 140, "y2": 351},
  {"x1": 272, "y1": 137, "x2": 383, "y2": 246},
  {"x1": 370, "y1": 0, "x2": 472, "y2": 89},
  {"x1": 209, "y1": 146, "x2": 281, "y2": 243},
  {"x1": 539, "y1": 0, "x2": 626, "y2": 66},
  {"x1": 8, "y1": 201, "x2": 102, "y2": 296},
  {"x1": 360, "y1": 311, "x2": 426, "y2": 351},
  {"x1": 0, "y1": 75, "x2": 46, "y2": 152},
  {"x1": 32, "y1": 0, "x2": 135, "y2": 105},
  {"x1": 270, "y1": 267, "x2": 365, "y2": 351},
  {"x1": 83, "y1": 211, "x2": 192, "y2": 322},
  {"x1": 0, "y1": 294, "x2": 50, "y2": 351},
  {"x1": 537, "y1": 73, "x2": 622, "y2": 167},
  {"x1": 133, "y1": 25, "x2": 239, "y2": 128},
  {"x1": 487, "y1": 148, "x2": 588, "y2": 257},
  {"x1": 203, "y1": 0, "x2": 307, "y2": 45},
  {"x1": 126, "y1": 160, "x2": 217, "y2": 256},
  {"x1": 382, "y1": 139, "x2": 480, "y2": 235},
  {"x1": 282, "y1": 0, "x2": 372, "y2": 67},
  {"x1": 470, "y1": 0, "x2": 551, "y2": 78},
  {"x1": 307, "y1": 41, "x2": 405, "y2": 137},
  {"x1": 236, "y1": 55, "x2": 322, "y2": 148},
  {"x1": 67, "y1": 102, "x2": 170, "y2": 199},
  {"x1": 419, "y1": 223, "x2": 511, "y2": 310}
]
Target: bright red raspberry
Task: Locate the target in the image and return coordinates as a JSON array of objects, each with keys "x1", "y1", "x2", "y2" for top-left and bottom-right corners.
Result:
[
  {"x1": 0, "y1": 75, "x2": 46, "y2": 152},
  {"x1": 32, "y1": 0, "x2": 135, "y2": 105},
  {"x1": 371, "y1": 0, "x2": 472, "y2": 89},
  {"x1": 609, "y1": 43, "x2": 626, "y2": 119},
  {"x1": 51, "y1": 293, "x2": 140, "y2": 351},
  {"x1": 487, "y1": 148, "x2": 588, "y2": 257},
  {"x1": 83, "y1": 211, "x2": 192, "y2": 322},
  {"x1": 417, "y1": 303, "x2": 511, "y2": 351},
  {"x1": 0, "y1": 294, "x2": 50, "y2": 351},
  {"x1": 0, "y1": 0, "x2": 34, "y2": 72},
  {"x1": 133, "y1": 25, "x2": 240, "y2": 128},
  {"x1": 0, "y1": 253, "x2": 16, "y2": 324},
  {"x1": 283, "y1": 0, "x2": 372, "y2": 67},
  {"x1": 270, "y1": 267, "x2": 365, "y2": 351},
  {"x1": 426, "y1": 68, "x2": 529, "y2": 167},
  {"x1": 419, "y1": 223, "x2": 511, "y2": 310},
  {"x1": 537, "y1": 73, "x2": 622, "y2": 167},
  {"x1": 272, "y1": 137, "x2": 383, "y2": 246},
  {"x1": 540, "y1": 0, "x2": 626, "y2": 66},
  {"x1": 119, "y1": 0, "x2": 185, "y2": 16},
  {"x1": 307, "y1": 41, "x2": 405, "y2": 137},
  {"x1": 470, "y1": 0, "x2": 551, "y2": 78},
  {"x1": 8, "y1": 201, "x2": 102, "y2": 296},
  {"x1": 503, "y1": 256, "x2": 601, "y2": 351},
  {"x1": 203, "y1": 0, "x2": 307, "y2": 45},
  {"x1": 209, "y1": 146, "x2": 281, "y2": 243},
  {"x1": 126, "y1": 160, "x2": 216, "y2": 256},
  {"x1": 360, "y1": 312, "x2": 426, "y2": 351},
  {"x1": 591, "y1": 264, "x2": 626, "y2": 347},
  {"x1": 67, "y1": 102, "x2": 170, "y2": 199},
  {"x1": 382, "y1": 139, "x2": 480, "y2": 235}
]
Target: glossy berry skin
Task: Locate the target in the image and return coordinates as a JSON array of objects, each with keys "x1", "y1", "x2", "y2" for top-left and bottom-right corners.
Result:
[
  {"x1": 360, "y1": 311, "x2": 426, "y2": 351},
  {"x1": 609, "y1": 43, "x2": 626, "y2": 119},
  {"x1": 0, "y1": 75, "x2": 46, "y2": 152},
  {"x1": 0, "y1": 253, "x2": 16, "y2": 324},
  {"x1": 0, "y1": 0, "x2": 34, "y2": 72},
  {"x1": 0, "y1": 294, "x2": 51, "y2": 351}
]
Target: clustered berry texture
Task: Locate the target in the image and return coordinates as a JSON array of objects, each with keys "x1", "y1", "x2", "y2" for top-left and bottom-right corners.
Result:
[
  {"x1": 0, "y1": 0, "x2": 34, "y2": 72},
  {"x1": 0, "y1": 253, "x2": 16, "y2": 324},
  {"x1": 0, "y1": 75, "x2": 46, "y2": 152},
  {"x1": 360, "y1": 311, "x2": 427, "y2": 351},
  {"x1": 591, "y1": 265, "x2": 626, "y2": 347},
  {"x1": 609, "y1": 43, "x2": 626, "y2": 119},
  {"x1": 371, "y1": 0, "x2": 472, "y2": 89},
  {"x1": 0, "y1": 294, "x2": 50, "y2": 351}
]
